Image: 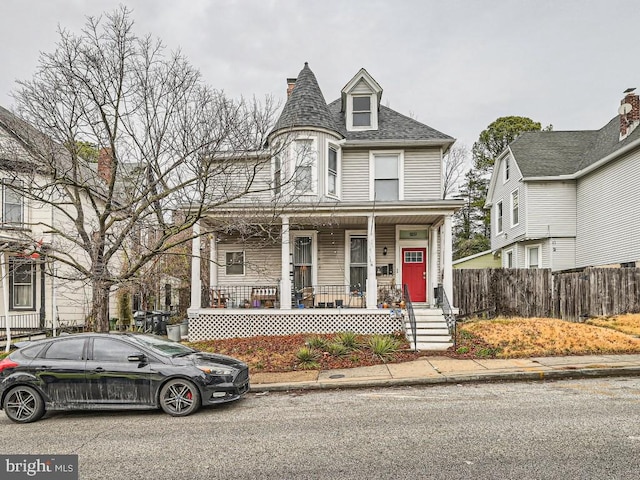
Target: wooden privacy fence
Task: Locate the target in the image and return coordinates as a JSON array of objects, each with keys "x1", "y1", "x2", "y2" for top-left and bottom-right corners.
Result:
[{"x1": 453, "y1": 268, "x2": 640, "y2": 321}]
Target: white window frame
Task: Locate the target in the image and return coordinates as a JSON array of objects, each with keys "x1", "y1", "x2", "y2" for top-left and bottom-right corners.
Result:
[
  {"x1": 3, "y1": 178, "x2": 24, "y2": 226},
  {"x1": 369, "y1": 150, "x2": 404, "y2": 201},
  {"x1": 326, "y1": 141, "x2": 341, "y2": 199},
  {"x1": 496, "y1": 200, "x2": 503, "y2": 234},
  {"x1": 291, "y1": 137, "x2": 318, "y2": 195},
  {"x1": 271, "y1": 155, "x2": 282, "y2": 197},
  {"x1": 504, "y1": 249, "x2": 514, "y2": 268},
  {"x1": 225, "y1": 251, "x2": 245, "y2": 276},
  {"x1": 346, "y1": 93, "x2": 378, "y2": 131},
  {"x1": 526, "y1": 244, "x2": 541, "y2": 269},
  {"x1": 503, "y1": 157, "x2": 510, "y2": 183},
  {"x1": 510, "y1": 188, "x2": 519, "y2": 227}
]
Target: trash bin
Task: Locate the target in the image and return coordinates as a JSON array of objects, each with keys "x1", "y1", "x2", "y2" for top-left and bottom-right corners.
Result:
[
  {"x1": 179, "y1": 319, "x2": 188, "y2": 338},
  {"x1": 166, "y1": 324, "x2": 181, "y2": 341}
]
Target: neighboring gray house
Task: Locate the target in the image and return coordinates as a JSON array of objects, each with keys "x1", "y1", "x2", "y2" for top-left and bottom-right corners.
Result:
[
  {"x1": 187, "y1": 63, "x2": 462, "y2": 348},
  {"x1": 486, "y1": 89, "x2": 640, "y2": 271}
]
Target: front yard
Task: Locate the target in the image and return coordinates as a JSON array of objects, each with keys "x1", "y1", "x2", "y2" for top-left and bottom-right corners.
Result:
[{"x1": 185, "y1": 313, "x2": 640, "y2": 373}]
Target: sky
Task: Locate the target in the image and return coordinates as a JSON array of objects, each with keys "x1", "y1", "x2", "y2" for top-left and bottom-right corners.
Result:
[{"x1": 1, "y1": 0, "x2": 639, "y2": 160}]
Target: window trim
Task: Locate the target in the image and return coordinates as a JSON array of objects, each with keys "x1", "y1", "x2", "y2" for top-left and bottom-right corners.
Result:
[
  {"x1": 510, "y1": 188, "x2": 519, "y2": 227},
  {"x1": 3, "y1": 178, "x2": 24, "y2": 226},
  {"x1": 525, "y1": 244, "x2": 541, "y2": 269},
  {"x1": 504, "y1": 249, "x2": 514, "y2": 268},
  {"x1": 346, "y1": 93, "x2": 378, "y2": 131},
  {"x1": 225, "y1": 251, "x2": 245, "y2": 276},
  {"x1": 345, "y1": 230, "x2": 368, "y2": 293},
  {"x1": 271, "y1": 155, "x2": 282, "y2": 197},
  {"x1": 503, "y1": 157, "x2": 510, "y2": 183},
  {"x1": 369, "y1": 150, "x2": 404, "y2": 201},
  {"x1": 291, "y1": 231, "x2": 318, "y2": 289},
  {"x1": 326, "y1": 141, "x2": 341, "y2": 199},
  {"x1": 9, "y1": 257, "x2": 36, "y2": 311},
  {"x1": 292, "y1": 137, "x2": 318, "y2": 195},
  {"x1": 496, "y1": 200, "x2": 503, "y2": 235}
]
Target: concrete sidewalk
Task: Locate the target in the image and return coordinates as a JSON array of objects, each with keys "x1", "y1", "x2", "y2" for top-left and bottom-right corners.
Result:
[{"x1": 249, "y1": 354, "x2": 640, "y2": 392}]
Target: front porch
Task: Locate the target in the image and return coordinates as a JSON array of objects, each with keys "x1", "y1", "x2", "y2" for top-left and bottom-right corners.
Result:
[{"x1": 186, "y1": 208, "x2": 456, "y2": 343}]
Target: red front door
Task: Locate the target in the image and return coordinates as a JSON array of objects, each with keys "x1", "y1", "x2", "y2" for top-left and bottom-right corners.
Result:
[{"x1": 402, "y1": 248, "x2": 427, "y2": 302}]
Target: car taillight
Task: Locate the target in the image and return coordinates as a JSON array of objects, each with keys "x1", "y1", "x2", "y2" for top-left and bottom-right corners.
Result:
[{"x1": 0, "y1": 358, "x2": 19, "y2": 373}]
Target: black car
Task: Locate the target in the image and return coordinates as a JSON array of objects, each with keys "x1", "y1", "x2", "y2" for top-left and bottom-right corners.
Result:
[{"x1": 0, "y1": 333, "x2": 249, "y2": 423}]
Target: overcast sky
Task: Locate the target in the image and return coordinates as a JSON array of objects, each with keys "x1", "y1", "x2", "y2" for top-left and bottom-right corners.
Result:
[{"x1": 1, "y1": 0, "x2": 639, "y2": 158}]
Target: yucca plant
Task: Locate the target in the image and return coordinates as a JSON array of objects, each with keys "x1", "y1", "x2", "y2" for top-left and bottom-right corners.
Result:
[
  {"x1": 367, "y1": 334, "x2": 402, "y2": 360},
  {"x1": 326, "y1": 342, "x2": 349, "y2": 357},
  {"x1": 296, "y1": 346, "x2": 320, "y2": 369},
  {"x1": 306, "y1": 335, "x2": 328, "y2": 350},
  {"x1": 334, "y1": 331, "x2": 360, "y2": 350}
]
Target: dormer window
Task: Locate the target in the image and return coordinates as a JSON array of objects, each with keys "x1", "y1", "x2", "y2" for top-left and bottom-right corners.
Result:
[{"x1": 352, "y1": 96, "x2": 371, "y2": 127}]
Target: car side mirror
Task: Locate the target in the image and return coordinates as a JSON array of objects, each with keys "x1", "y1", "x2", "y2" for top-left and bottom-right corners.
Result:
[{"x1": 127, "y1": 353, "x2": 147, "y2": 363}]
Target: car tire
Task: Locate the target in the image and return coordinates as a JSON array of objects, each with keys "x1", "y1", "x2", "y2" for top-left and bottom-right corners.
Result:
[
  {"x1": 3, "y1": 385, "x2": 45, "y2": 423},
  {"x1": 159, "y1": 379, "x2": 201, "y2": 417}
]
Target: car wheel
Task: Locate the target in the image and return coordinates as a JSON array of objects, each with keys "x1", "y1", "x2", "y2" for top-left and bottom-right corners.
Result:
[
  {"x1": 3, "y1": 385, "x2": 45, "y2": 423},
  {"x1": 159, "y1": 379, "x2": 200, "y2": 417}
]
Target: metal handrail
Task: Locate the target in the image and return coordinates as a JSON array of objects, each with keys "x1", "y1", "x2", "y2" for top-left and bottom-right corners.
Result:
[
  {"x1": 403, "y1": 284, "x2": 417, "y2": 352},
  {"x1": 437, "y1": 284, "x2": 457, "y2": 348}
]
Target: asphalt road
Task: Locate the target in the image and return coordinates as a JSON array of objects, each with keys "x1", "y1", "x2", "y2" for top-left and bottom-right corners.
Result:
[{"x1": 1, "y1": 377, "x2": 640, "y2": 479}]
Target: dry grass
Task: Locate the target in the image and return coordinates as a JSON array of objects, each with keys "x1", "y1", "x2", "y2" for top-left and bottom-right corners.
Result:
[
  {"x1": 585, "y1": 313, "x2": 640, "y2": 336},
  {"x1": 461, "y1": 316, "x2": 640, "y2": 358}
]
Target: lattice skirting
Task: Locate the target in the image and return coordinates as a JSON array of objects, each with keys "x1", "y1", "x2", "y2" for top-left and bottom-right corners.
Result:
[{"x1": 189, "y1": 309, "x2": 404, "y2": 341}]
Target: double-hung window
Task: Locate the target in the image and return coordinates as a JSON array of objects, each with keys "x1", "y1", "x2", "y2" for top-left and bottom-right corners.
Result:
[
  {"x1": 496, "y1": 201, "x2": 503, "y2": 234},
  {"x1": 327, "y1": 145, "x2": 338, "y2": 197},
  {"x1": 527, "y1": 246, "x2": 540, "y2": 269},
  {"x1": 504, "y1": 157, "x2": 510, "y2": 182},
  {"x1": 373, "y1": 154, "x2": 400, "y2": 201},
  {"x1": 9, "y1": 258, "x2": 35, "y2": 310},
  {"x1": 352, "y1": 96, "x2": 371, "y2": 127},
  {"x1": 3, "y1": 179, "x2": 23, "y2": 225},
  {"x1": 293, "y1": 139, "x2": 316, "y2": 194},
  {"x1": 293, "y1": 236, "x2": 313, "y2": 291},
  {"x1": 272, "y1": 156, "x2": 282, "y2": 195},
  {"x1": 511, "y1": 189, "x2": 519, "y2": 226}
]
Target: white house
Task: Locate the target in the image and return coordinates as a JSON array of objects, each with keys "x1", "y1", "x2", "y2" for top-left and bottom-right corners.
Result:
[
  {"x1": 187, "y1": 63, "x2": 462, "y2": 349},
  {"x1": 486, "y1": 89, "x2": 640, "y2": 271}
]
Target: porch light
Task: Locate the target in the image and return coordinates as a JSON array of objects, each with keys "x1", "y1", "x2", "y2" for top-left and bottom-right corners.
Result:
[{"x1": 382, "y1": 246, "x2": 388, "y2": 256}]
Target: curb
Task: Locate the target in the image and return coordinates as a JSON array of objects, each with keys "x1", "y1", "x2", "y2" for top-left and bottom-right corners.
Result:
[{"x1": 248, "y1": 366, "x2": 640, "y2": 393}]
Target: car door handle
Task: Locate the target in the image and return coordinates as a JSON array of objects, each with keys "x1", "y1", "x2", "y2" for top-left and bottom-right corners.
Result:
[{"x1": 90, "y1": 367, "x2": 105, "y2": 373}]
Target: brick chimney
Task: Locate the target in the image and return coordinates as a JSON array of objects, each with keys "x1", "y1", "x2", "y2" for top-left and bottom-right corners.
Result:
[
  {"x1": 98, "y1": 147, "x2": 113, "y2": 184},
  {"x1": 286, "y1": 78, "x2": 296, "y2": 97},
  {"x1": 619, "y1": 88, "x2": 640, "y2": 140}
]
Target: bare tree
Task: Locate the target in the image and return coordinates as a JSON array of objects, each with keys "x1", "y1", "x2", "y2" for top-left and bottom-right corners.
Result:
[
  {"x1": 6, "y1": 6, "x2": 286, "y2": 332},
  {"x1": 442, "y1": 144, "x2": 469, "y2": 199}
]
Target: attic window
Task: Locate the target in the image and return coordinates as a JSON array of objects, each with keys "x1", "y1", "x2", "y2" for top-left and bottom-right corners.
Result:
[
  {"x1": 504, "y1": 157, "x2": 510, "y2": 182},
  {"x1": 352, "y1": 96, "x2": 371, "y2": 127}
]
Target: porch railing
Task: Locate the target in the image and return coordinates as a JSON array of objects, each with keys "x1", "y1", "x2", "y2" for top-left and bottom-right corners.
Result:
[
  {"x1": 203, "y1": 284, "x2": 368, "y2": 309},
  {"x1": 403, "y1": 284, "x2": 417, "y2": 352},
  {"x1": 0, "y1": 313, "x2": 43, "y2": 340}
]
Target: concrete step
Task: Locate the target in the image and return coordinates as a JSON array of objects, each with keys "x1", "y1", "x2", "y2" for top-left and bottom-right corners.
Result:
[
  {"x1": 406, "y1": 320, "x2": 449, "y2": 329},
  {"x1": 412, "y1": 328, "x2": 450, "y2": 336},
  {"x1": 410, "y1": 341, "x2": 454, "y2": 351}
]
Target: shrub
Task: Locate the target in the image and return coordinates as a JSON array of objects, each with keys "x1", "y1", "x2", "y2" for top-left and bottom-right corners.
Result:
[
  {"x1": 326, "y1": 342, "x2": 349, "y2": 357},
  {"x1": 456, "y1": 346, "x2": 470, "y2": 354},
  {"x1": 367, "y1": 334, "x2": 401, "y2": 359},
  {"x1": 296, "y1": 346, "x2": 320, "y2": 369},
  {"x1": 334, "y1": 331, "x2": 360, "y2": 350},
  {"x1": 306, "y1": 336, "x2": 328, "y2": 350}
]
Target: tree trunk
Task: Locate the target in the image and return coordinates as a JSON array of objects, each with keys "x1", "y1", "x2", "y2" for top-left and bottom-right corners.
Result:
[{"x1": 90, "y1": 282, "x2": 112, "y2": 332}]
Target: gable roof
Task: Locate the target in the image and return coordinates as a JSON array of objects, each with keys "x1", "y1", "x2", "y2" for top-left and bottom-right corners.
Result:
[
  {"x1": 271, "y1": 62, "x2": 341, "y2": 137},
  {"x1": 340, "y1": 68, "x2": 383, "y2": 112},
  {"x1": 270, "y1": 63, "x2": 454, "y2": 148},
  {"x1": 510, "y1": 116, "x2": 640, "y2": 179}
]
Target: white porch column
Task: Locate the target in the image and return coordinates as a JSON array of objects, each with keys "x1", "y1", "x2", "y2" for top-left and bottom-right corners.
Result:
[
  {"x1": 280, "y1": 215, "x2": 292, "y2": 310},
  {"x1": 188, "y1": 221, "x2": 202, "y2": 318},
  {"x1": 366, "y1": 214, "x2": 377, "y2": 309},
  {"x1": 209, "y1": 233, "x2": 218, "y2": 288},
  {"x1": 442, "y1": 214, "x2": 454, "y2": 306},
  {"x1": 429, "y1": 225, "x2": 439, "y2": 307}
]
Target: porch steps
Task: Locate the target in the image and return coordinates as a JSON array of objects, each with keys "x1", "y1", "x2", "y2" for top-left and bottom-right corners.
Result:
[{"x1": 405, "y1": 308, "x2": 453, "y2": 351}]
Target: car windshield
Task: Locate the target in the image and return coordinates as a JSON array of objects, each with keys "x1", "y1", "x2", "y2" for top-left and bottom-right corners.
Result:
[{"x1": 128, "y1": 334, "x2": 196, "y2": 357}]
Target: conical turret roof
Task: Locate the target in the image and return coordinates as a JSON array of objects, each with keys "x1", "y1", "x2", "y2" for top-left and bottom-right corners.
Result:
[{"x1": 271, "y1": 63, "x2": 342, "y2": 137}]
